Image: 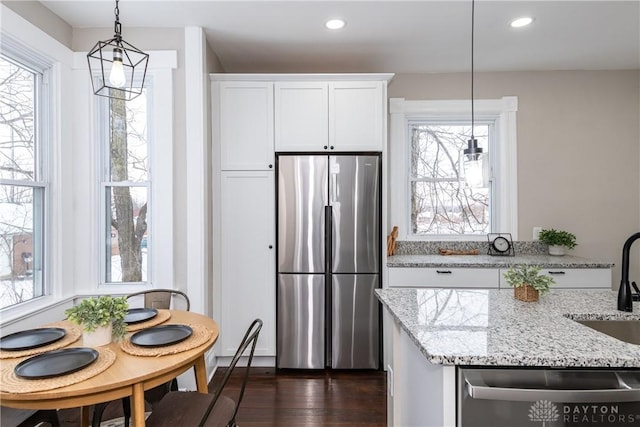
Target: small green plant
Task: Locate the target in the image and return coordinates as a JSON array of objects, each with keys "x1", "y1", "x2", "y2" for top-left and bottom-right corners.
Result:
[
  {"x1": 538, "y1": 228, "x2": 577, "y2": 249},
  {"x1": 503, "y1": 265, "x2": 555, "y2": 296},
  {"x1": 65, "y1": 296, "x2": 129, "y2": 340}
]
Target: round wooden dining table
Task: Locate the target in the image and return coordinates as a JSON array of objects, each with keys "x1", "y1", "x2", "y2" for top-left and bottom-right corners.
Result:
[{"x1": 0, "y1": 310, "x2": 219, "y2": 427}]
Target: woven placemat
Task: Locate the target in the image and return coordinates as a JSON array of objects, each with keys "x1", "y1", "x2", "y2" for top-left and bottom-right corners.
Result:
[
  {"x1": 126, "y1": 309, "x2": 171, "y2": 332},
  {"x1": 0, "y1": 347, "x2": 116, "y2": 394},
  {"x1": 120, "y1": 324, "x2": 212, "y2": 357},
  {"x1": 0, "y1": 323, "x2": 82, "y2": 359}
]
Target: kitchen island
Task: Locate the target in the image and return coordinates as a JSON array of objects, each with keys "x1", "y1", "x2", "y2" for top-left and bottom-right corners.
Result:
[{"x1": 376, "y1": 288, "x2": 640, "y2": 426}]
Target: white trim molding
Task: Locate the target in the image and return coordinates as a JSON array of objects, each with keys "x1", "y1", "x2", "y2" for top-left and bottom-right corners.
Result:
[
  {"x1": 389, "y1": 96, "x2": 518, "y2": 240},
  {"x1": 69, "y1": 51, "x2": 178, "y2": 296},
  {"x1": 185, "y1": 27, "x2": 211, "y2": 316}
]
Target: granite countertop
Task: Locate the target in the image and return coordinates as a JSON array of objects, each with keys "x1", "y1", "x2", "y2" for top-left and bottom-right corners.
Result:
[
  {"x1": 376, "y1": 288, "x2": 640, "y2": 368},
  {"x1": 387, "y1": 254, "x2": 614, "y2": 268}
]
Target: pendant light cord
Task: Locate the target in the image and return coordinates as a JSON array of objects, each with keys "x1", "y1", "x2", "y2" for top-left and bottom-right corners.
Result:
[{"x1": 471, "y1": 0, "x2": 475, "y2": 140}]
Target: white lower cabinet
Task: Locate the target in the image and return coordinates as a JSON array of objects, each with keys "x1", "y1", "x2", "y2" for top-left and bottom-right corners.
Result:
[
  {"x1": 388, "y1": 267, "x2": 499, "y2": 288},
  {"x1": 220, "y1": 171, "x2": 276, "y2": 356},
  {"x1": 499, "y1": 268, "x2": 612, "y2": 289},
  {"x1": 388, "y1": 267, "x2": 612, "y2": 289}
]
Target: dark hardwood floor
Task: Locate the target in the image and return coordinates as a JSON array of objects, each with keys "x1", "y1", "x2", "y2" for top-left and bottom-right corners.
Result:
[
  {"x1": 213, "y1": 368, "x2": 387, "y2": 426},
  {"x1": 56, "y1": 368, "x2": 386, "y2": 426}
]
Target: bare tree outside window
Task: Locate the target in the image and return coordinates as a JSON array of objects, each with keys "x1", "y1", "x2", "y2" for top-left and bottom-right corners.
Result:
[
  {"x1": 105, "y1": 90, "x2": 149, "y2": 283},
  {"x1": 0, "y1": 55, "x2": 45, "y2": 308},
  {"x1": 410, "y1": 124, "x2": 489, "y2": 235}
]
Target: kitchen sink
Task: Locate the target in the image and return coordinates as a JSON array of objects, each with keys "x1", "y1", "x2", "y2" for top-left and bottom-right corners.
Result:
[{"x1": 575, "y1": 319, "x2": 640, "y2": 345}]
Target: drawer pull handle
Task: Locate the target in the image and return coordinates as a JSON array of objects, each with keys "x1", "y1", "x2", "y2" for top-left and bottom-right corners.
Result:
[
  {"x1": 436, "y1": 270, "x2": 452, "y2": 274},
  {"x1": 548, "y1": 271, "x2": 566, "y2": 275}
]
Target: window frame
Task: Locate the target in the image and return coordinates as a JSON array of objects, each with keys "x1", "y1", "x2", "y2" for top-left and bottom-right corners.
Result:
[
  {"x1": 407, "y1": 118, "x2": 495, "y2": 236},
  {"x1": 90, "y1": 60, "x2": 175, "y2": 295},
  {"x1": 389, "y1": 96, "x2": 518, "y2": 241},
  {"x1": 0, "y1": 47, "x2": 52, "y2": 311}
]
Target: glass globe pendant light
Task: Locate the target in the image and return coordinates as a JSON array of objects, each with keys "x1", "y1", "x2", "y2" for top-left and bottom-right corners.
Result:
[
  {"x1": 463, "y1": 0, "x2": 487, "y2": 188},
  {"x1": 87, "y1": 0, "x2": 148, "y2": 100}
]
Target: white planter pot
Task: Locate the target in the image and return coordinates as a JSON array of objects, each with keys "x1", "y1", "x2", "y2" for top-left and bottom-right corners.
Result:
[
  {"x1": 82, "y1": 324, "x2": 112, "y2": 347},
  {"x1": 548, "y1": 245, "x2": 566, "y2": 256}
]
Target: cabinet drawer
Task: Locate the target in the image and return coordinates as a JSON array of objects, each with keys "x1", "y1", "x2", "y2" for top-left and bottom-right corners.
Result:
[
  {"x1": 498, "y1": 268, "x2": 611, "y2": 289},
  {"x1": 388, "y1": 267, "x2": 499, "y2": 288}
]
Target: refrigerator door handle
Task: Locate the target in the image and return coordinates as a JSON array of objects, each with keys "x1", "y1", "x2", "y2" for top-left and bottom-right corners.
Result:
[
  {"x1": 325, "y1": 205, "x2": 333, "y2": 273},
  {"x1": 325, "y1": 205, "x2": 333, "y2": 368}
]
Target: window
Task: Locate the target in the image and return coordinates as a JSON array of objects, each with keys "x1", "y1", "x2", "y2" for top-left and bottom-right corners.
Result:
[
  {"x1": 409, "y1": 122, "x2": 491, "y2": 235},
  {"x1": 88, "y1": 53, "x2": 174, "y2": 293},
  {"x1": 0, "y1": 54, "x2": 48, "y2": 308},
  {"x1": 389, "y1": 97, "x2": 518, "y2": 240},
  {"x1": 101, "y1": 86, "x2": 151, "y2": 284}
]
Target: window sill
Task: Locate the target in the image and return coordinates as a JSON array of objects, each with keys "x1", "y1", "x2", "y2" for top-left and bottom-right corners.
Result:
[{"x1": 0, "y1": 295, "x2": 75, "y2": 328}]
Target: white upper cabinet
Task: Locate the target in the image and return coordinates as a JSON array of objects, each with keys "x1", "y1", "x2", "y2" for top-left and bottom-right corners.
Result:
[
  {"x1": 329, "y1": 81, "x2": 385, "y2": 151},
  {"x1": 217, "y1": 81, "x2": 274, "y2": 170},
  {"x1": 274, "y1": 82, "x2": 328, "y2": 151},
  {"x1": 274, "y1": 80, "x2": 386, "y2": 152}
]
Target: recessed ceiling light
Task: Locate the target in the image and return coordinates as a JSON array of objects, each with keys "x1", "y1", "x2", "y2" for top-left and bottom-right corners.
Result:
[
  {"x1": 325, "y1": 19, "x2": 346, "y2": 30},
  {"x1": 510, "y1": 17, "x2": 534, "y2": 28}
]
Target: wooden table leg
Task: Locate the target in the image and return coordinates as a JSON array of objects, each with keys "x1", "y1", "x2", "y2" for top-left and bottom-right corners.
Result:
[
  {"x1": 132, "y1": 383, "x2": 146, "y2": 426},
  {"x1": 194, "y1": 355, "x2": 208, "y2": 393},
  {"x1": 80, "y1": 405, "x2": 91, "y2": 427}
]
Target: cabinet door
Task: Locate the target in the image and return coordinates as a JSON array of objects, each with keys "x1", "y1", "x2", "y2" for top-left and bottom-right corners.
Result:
[
  {"x1": 499, "y1": 268, "x2": 612, "y2": 289},
  {"x1": 274, "y1": 82, "x2": 328, "y2": 152},
  {"x1": 387, "y1": 267, "x2": 499, "y2": 288},
  {"x1": 220, "y1": 171, "x2": 276, "y2": 356},
  {"x1": 218, "y1": 82, "x2": 274, "y2": 170},
  {"x1": 329, "y1": 81, "x2": 384, "y2": 151}
]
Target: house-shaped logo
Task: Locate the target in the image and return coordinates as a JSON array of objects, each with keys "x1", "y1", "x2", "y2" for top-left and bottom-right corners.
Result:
[{"x1": 529, "y1": 400, "x2": 560, "y2": 426}]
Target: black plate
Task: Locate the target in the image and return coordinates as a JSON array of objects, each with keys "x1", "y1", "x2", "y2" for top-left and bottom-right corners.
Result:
[
  {"x1": 0, "y1": 328, "x2": 66, "y2": 351},
  {"x1": 14, "y1": 347, "x2": 98, "y2": 379},
  {"x1": 124, "y1": 308, "x2": 158, "y2": 324},
  {"x1": 130, "y1": 325, "x2": 193, "y2": 348}
]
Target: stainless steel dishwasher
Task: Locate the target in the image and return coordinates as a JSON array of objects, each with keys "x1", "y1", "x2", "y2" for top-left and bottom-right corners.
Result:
[{"x1": 458, "y1": 368, "x2": 640, "y2": 427}]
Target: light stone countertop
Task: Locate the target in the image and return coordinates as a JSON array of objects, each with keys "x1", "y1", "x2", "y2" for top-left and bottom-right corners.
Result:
[
  {"x1": 376, "y1": 288, "x2": 640, "y2": 367},
  {"x1": 387, "y1": 254, "x2": 614, "y2": 268}
]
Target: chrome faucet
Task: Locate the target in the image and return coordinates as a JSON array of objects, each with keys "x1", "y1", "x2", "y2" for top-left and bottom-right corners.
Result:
[{"x1": 618, "y1": 232, "x2": 640, "y2": 312}]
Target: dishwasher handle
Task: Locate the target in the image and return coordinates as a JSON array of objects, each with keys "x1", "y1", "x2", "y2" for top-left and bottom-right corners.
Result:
[{"x1": 464, "y1": 370, "x2": 640, "y2": 403}]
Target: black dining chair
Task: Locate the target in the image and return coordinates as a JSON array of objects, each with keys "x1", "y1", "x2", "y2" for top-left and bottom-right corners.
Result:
[
  {"x1": 0, "y1": 408, "x2": 60, "y2": 427},
  {"x1": 91, "y1": 289, "x2": 191, "y2": 427},
  {"x1": 143, "y1": 318, "x2": 263, "y2": 427}
]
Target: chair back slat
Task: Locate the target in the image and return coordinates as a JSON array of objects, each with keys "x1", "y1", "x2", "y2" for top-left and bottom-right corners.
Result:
[{"x1": 126, "y1": 289, "x2": 191, "y2": 311}]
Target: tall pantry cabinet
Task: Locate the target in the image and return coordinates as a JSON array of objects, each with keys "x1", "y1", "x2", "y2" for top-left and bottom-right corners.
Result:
[{"x1": 211, "y1": 74, "x2": 392, "y2": 360}]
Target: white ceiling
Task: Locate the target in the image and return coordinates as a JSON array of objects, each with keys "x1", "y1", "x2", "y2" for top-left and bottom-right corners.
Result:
[{"x1": 39, "y1": 0, "x2": 640, "y2": 74}]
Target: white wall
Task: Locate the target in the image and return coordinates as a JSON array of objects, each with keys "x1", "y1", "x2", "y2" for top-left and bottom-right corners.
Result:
[{"x1": 3, "y1": 0, "x2": 73, "y2": 47}]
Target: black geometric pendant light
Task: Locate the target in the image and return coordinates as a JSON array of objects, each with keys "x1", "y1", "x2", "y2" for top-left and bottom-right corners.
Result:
[{"x1": 86, "y1": 0, "x2": 148, "y2": 101}]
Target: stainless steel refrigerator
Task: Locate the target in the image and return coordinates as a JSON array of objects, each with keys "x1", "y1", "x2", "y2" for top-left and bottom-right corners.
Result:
[{"x1": 276, "y1": 154, "x2": 381, "y2": 369}]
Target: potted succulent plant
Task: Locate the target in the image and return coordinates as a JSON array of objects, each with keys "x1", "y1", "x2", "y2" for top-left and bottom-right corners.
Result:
[
  {"x1": 538, "y1": 228, "x2": 577, "y2": 256},
  {"x1": 503, "y1": 265, "x2": 555, "y2": 302},
  {"x1": 65, "y1": 295, "x2": 129, "y2": 346}
]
